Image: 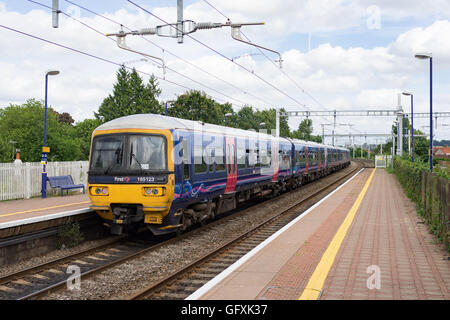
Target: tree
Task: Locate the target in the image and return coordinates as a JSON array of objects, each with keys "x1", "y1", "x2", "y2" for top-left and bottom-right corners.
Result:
[
  {"x1": 74, "y1": 118, "x2": 103, "y2": 160},
  {"x1": 53, "y1": 111, "x2": 75, "y2": 125},
  {"x1": 291, "y1": 118, "x2": 322, "y2": 142},
  {"x1": 95, "y1": 66, "x2": 163, "y2": 122},
  {"x1": 167, "y1": 90, "x2": 227, "y2": 125},
  {"x1": 391, "y1": 119, "x2": 429, "y2": 161},
  {"x1": 0, "y1": 99, "x2": 82, "y2": 162}
]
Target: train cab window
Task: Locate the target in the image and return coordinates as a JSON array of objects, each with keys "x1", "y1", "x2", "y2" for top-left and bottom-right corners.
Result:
[
  {"x1": 91, "y1": 135, "x2": 124, "y2": 172},
  {"x1": 129, "y1": 135, "x2": 167, "y2": 171}
]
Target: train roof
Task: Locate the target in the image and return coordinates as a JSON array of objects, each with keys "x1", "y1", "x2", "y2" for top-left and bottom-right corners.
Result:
[
  {"x1": 95, "y1": 113, "x2": 291, "y2": 143},
  {"x1": 95, "y1": 114, "x2": 349, "y2": 151}
]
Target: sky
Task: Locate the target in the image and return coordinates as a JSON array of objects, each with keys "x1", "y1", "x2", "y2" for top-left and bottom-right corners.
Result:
[{"x1": 1, "y1": 0, "x2": 449, "y2": 146}]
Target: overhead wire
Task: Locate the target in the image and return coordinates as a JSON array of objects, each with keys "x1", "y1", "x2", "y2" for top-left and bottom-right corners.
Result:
[
  {"x1": 127, "y1": 0, "x2": 310, "y2": 110},
  {"x1": 202, "y1": 0, "x2": 369, "y2": 139},
  {"x1": 24, "y1": 0, "x2": 251, "y2": 108},
  {"x1": 0, "y1": 23, "x2": 249, "y2": 108},
  {"x1": 63, "y1": 0, "x2": 273, "y2": 109}
]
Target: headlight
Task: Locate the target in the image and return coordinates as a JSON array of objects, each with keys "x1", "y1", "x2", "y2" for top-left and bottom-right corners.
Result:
[
  {"x1": 91, "y1": 186, "x2": 109, "y2": 196},
  {"x1": 143, "y1": 187, "x2": 164, "y2": 196}
]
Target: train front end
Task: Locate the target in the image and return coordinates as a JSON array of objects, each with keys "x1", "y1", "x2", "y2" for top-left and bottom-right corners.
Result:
[{"x1": 88, "y1": 127, "x2": 175, "y2": 235}]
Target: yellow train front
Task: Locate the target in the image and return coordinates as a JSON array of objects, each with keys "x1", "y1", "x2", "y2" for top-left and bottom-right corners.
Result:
[{"x1": 87, "y1": 115, "x2": 176, "y2": 235}]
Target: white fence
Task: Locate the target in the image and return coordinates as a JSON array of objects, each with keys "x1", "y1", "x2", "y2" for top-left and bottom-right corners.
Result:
[
  {"x1": 375, "y1": 155, "x2": 392, "y2": 168},
  {"x1": 0, "y1": 161, "x2": 89, "y2": 201}
]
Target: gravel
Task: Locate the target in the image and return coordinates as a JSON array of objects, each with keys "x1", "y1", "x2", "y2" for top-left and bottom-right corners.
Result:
[
  {"x1": 40, "y1": 163, "x2": 358, "y2": 300},
  {"x1": 0, "y1": 236, "x2": 118, "y2": 278}
]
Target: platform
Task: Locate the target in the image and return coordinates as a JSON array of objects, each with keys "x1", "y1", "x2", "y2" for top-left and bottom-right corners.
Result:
[
  {"x1": 188, "y1": 168, "x2": 450, "y2": 300},
  {"x1": 0, "y1": 194, "x2": 90, "y2": 230}
]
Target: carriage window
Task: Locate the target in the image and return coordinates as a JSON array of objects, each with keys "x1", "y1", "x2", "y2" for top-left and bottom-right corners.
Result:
[
  {"x1": 237, "y1": 144, "x2": 246, "y2": 169},
  {"x1": 180, "y1": 139, "x2": 189, "y2": 180},
  {"x1": 231, "y1": 144, "x2": 236, "y2": 173},
  {"x1": 194, "y1": 144, "x2": 207, "y2": 173},
  {"x1": 215, "y1": 147, "x2": 225, "y2": 171}
]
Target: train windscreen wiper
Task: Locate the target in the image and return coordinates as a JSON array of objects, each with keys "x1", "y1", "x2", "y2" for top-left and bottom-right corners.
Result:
[{"x1": 130, "y1": 153, "x2": 144, "y2": 174}]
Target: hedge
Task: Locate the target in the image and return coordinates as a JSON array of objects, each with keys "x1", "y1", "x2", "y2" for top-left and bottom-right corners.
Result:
[{"x1": 393, "y1": 158, "x2": 449, "y2": 251}]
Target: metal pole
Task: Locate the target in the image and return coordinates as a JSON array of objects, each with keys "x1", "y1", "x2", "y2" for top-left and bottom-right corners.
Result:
[
  {"x1": 332, "y1": 110, "x2": 336, "y2": 146},
  {"x1": 41, "y1": 74, "x2": 49, "y2": 198},
  {"x1": 321, "y1": 124, "x2": 324, "y2": 144},
  {"x1": 52, "y1": 0, "x2": 59, "y2": 28},
  {"x1": 402, "y1": 114, "x2": 406, "y2": 153},
  {"x1": 408, "y1": 129, "x2": 411, "y2": 157},
  {"x1": 392, "y1": 134, "x2": 394, "y2": 169},
  {"x1": 177, "y1": 0, "x2": 183, "y2": 43},
  {"x1": 276, "y1": 108, "x2": 280, "y2": 137},
  {"x1": 429, "y1": 57, "x2": 433, "y2": 172},
  {"x1": 411, "y1": 95, "x2": 414, "y2": 162},
  {"x1": 165, "y1": 102, "x2": 168, "y2": 116}
]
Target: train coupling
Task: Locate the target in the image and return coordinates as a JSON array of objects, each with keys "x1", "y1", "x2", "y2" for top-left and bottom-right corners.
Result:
[{"x1": 110, "y1": 205, "x2": 144, "y2": 235}]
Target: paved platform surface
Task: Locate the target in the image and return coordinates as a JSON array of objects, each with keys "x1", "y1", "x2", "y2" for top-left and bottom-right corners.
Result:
[
  {"x1": 0, "y1": 193, "x2": 90, "y2": 225},
  {"x1": 191, "y1": 169, "x2": 450, "y2": 300}
]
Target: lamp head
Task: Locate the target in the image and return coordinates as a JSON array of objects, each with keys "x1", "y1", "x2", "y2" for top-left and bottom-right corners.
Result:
[
  {"x1": 225, "y1": 113, "x2": 232, "y2": 117},
  {"x1": 414, "y1": 53, "x2": 432, "y2": 60},
  {"x1": 46, "y1": 70, "x2": 60, "y2": 76},
  {"x1": 402, "y1": 91, "x2": 413, "y2": 96}
]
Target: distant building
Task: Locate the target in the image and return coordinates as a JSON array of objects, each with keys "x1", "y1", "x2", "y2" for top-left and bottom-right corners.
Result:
[{"x1": 433, "y1": 145, "x2": 450, "y2": 159}]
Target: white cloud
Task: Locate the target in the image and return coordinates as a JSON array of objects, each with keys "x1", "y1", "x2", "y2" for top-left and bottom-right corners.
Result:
[{"x1": 0, "y1": 1, "x2": 449, "y2": 142}]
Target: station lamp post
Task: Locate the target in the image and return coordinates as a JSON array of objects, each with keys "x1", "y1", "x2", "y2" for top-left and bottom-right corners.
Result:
[
  {"x1": 259, "y1": 122, "x2": 266, "y2": 131},
  {"x1": 224, "y1": 113, "x2": 232, "y2": 127},
  {"x1": 402, "y1": 92, "x2": 414, "y2": 162},
  {"x1": 41, "y1": 69, "x2": 60, "y2": 198},
  {"x1": 414, "y1": 52, "x2": 433, "y2": 171}
]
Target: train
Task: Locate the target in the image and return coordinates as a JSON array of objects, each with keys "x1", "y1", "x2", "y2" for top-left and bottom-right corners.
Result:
[{"x1": 87, "y1": 114, "x2": 350, "y2": 235}]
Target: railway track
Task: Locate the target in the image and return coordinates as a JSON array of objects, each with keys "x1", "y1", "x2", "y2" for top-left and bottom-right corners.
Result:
[
  {"x1": 128, "y1": 162, "x2": 363, "y2": 300},
  {"x1": 0, "y1": 233, "x2": 161, "y2": 300},
  {"x1": 0, "y1": 161, "x2": 363, "y2": 300}
]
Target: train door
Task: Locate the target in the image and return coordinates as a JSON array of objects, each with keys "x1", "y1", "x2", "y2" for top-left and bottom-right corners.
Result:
[
  {"x1": 179, "y1": 135, "x2": 192, "y2": 199},
  {"x1": 318, "y1": 147, "x2": 321, "y2": 170},
  {"x1": 271, "y1": 140, "x2": 279, "y2": 182},
  {"x1": 225, "y1": 136, "x2": 237, "y2": 193},
  {"x1": 305, "y1": 146, "x2": 309, "y2": 173}
]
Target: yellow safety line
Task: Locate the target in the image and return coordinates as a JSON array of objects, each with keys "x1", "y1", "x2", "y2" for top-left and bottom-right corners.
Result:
[
  {"x1": 298, "y1": 168, "x2": 376, "y2": 300},
  {"x1": 0, "y1": 201, "x2": 91, "y2": 218}
]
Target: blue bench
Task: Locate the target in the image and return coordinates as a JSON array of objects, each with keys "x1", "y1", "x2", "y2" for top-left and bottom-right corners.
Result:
[{"x1": 47, "y1": 175, "x2": 85, "y2": 196}]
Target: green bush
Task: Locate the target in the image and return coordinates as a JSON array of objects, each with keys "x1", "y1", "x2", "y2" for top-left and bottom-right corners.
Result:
[
  {"x1": 56, "y1": 221, "x2": 84, "y2": 249},
  {"x1": 393, "y1": 157, "x2": 426, "y2": 203},
  {"x1": 393, "y1": 157, "x2": 449, "y2": 251}
]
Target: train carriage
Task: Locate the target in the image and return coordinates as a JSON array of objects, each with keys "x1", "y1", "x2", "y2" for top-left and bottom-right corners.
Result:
[{"x1": 88, "y1": 114, "x2": 349, "y2": 235}]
